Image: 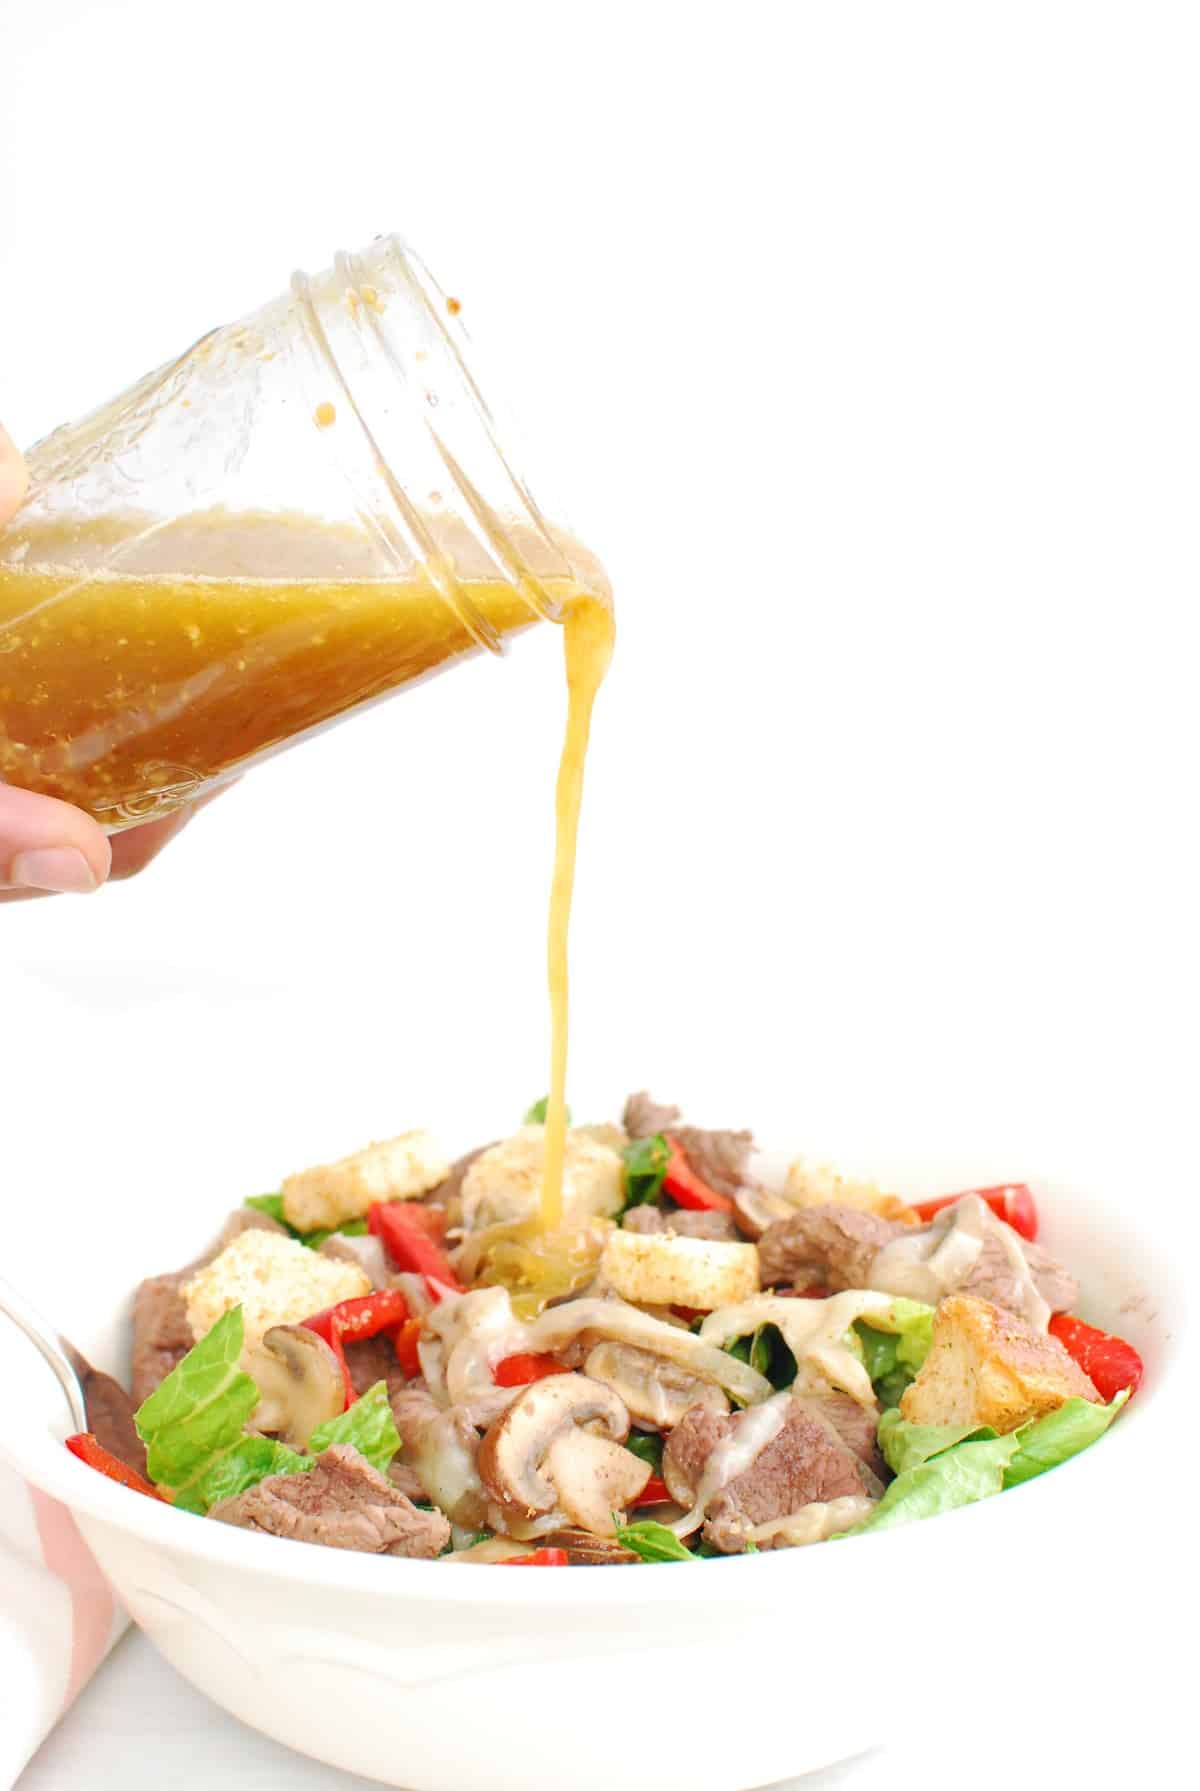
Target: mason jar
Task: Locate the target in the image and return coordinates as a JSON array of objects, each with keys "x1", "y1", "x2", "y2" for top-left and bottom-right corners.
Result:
[{"x1": 0, "y1": 235, "x2": 607, "y2": 828}]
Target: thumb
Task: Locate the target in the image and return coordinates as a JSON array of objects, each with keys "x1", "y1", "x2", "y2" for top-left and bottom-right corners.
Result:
[{"x1": 0, "y1": 784, "x2": 112, "y2": 897}]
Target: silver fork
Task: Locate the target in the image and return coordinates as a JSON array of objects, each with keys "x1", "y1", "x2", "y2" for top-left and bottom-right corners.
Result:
[{"x1": 0, "y1": 1271, "x2": 88, "y2": 1431}]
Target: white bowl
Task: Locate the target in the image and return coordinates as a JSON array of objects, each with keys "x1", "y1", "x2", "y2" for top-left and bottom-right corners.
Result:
[{"x1": 0, "y1": 1150, "x2": 1185, "y2": 1791}]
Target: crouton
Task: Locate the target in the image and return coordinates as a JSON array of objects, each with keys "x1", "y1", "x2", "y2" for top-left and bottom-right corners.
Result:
[
  {"x1": 183, "y1": 1230, "x2": 371, "y2": 1351},
  {"x1": 899, "y1": 1294, "x2": 1100, "y2": 1434},
  {"x1": 460, "y1": 1127, "x2": 624, "y2": 1231},
  {"x1": 785, "y1": 1157, "x2": 920, "y2": 1226},
  {"x1": 281, "y1": 1131, "x2": 450, "y2": 1235},
  {"x1": 601, "y1": 1230, "x2": 760, "y2": 1311}
]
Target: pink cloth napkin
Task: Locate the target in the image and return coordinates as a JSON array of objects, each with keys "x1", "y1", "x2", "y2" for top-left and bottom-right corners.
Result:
[{"x1": 0, "y1": 1457, "x2": 127, "y2": 1787}]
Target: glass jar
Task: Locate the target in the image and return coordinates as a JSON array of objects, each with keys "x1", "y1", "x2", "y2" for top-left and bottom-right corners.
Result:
[{"x1": 0, "y1": 235, "x2": 606, "y2": 828}]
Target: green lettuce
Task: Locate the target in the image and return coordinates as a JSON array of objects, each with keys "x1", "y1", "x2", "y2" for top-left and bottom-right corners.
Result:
[
  {"x1": 135, "y1": 1309, "x2": 260, "y2": 1497},
  {"x1": 523, "y1": 1096, "x2": 571, "y2": 1126},
  {"x1": 137, "y1": 1309, "x2": 403, "y2": 1512},
  {"x1": 858, "y1": 1393, "x2": 1131, "y2": 1536},
  {"x1": 309, "y1": 1381, "x2": 401, "y2": 1474},
  {"x1": 853, "y1": 1302, "x2": 935, "y2": 1406},
  {"x1": 622, "y1": 1134, "x2": 670, "y2": 1208},
  {"x1": 878, "y1": 1393, "x2": 1129, "y2": 1486},
  {"x1": 626, "y1": 1432, "x2": 665, "y2": 1475},
  {"x1": 173, "y1": 1436, "x2": 312, "y2": 1516},
  {"x1": 615, "y1": 1517, "x2": 697, "y2": 1562},
  {"x1": 1004, "y1": 1392, "x2": 1129, "y2": 1484},
  {"x1": 725, "y1": 1324, "x2": 795, "y2": 1388},
  {"x1": 846, "y1": 1433, "x2": 1024, "y2": 1535}
]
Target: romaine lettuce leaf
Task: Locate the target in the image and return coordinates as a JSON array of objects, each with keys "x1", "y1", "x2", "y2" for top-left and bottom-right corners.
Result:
[
  {"x1": 1004, "y1": 1392, "x2": 1129, "y2": 1485},
  {"x1": 309, "y1": 1381, "x2": 401, "y2": 1473},
  {"x1": 877, "y1": 1391, "x2": 1129, "y2": 1486},
  {"x1": 523, "y1": 1095, "x2": 574, "y2": 1125},
  {"x1": 853, "y1": 1301, "x2": 935, "y2": 1405},
  {"x1": 135, "y1": 1308, "x2": 260, "y2": 1496},
  {"x1": 845, "y1": 1432, "x2": 1023, "y2": 1534},
  {"x1": 878, "y1": 1408, "x2": 984, "y2": 1475},
  {"x1": 623, "y1": 1134, "x2": 670, "y2": 1208},
  {"x1": 615, "y1": 1517, "x2": 697, "y2": 1562},
  {"x1": 173, "y1": 1436, "x2": 312, "y2": 1516}
]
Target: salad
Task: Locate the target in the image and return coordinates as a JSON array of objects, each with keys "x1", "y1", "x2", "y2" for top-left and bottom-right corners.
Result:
[{"x1": 67, "y1": 1093, "x2": 1143, "y2": 1564}]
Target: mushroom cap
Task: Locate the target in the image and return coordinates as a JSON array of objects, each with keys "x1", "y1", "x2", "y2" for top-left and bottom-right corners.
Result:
[
  {"x1": 477, "y1": 1372, "x2": 630, "y2": 1517},
  {"x1": 585, "y1": 1341, "x2": 730, "y2": 1430},
  {"x1": 247, "y1": 1324, "x2": 345, "y2": 1449}
]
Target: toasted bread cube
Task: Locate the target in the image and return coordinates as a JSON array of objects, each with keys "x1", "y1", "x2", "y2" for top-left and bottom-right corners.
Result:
[
  {"x1": 785, "y1": 1157, "x2": 921, "y2": 1225},
  {"x1": 460, "y1": 1126, "x2": 624, "y2": 1231},
  {"x1": 281, "y1": 1130, "x2": 450, "y2": 1234},
  {"x1": 601, "y1": 1230, "x2": 760, "y2": 1310},
  {"x1": 900, "y1": 1294, "x2": 1099, "y2": 1434},
  {"x1": 183, "y1": 1230, "x2": 371, "y2": 1351}
]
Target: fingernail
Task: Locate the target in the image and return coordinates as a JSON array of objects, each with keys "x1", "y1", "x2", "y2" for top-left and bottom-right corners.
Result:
[{"x1": 9, "y1": 847, "x2": 100, "y2": 894}]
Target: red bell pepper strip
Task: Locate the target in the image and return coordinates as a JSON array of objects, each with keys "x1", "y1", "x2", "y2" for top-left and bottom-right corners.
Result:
[
  {"x1": 502, "y1": 1547, "x2": 569, "y2": 1566},
  {"x1": 304, "y1": 1287, "x2": 413, "y2": 1408},
  {"x1": 369, "y1": 1201, "x2": 464, "y2": 1291},
  {"x1": 912, "y1": 1184, "x2": 1038, "y2": 1242},
  {"x1": 1048, "y1": 1314, "x2": 1144, "y2": 1402},
  {"x1": 635, "y1": 1475, "x2": 671, "y2": 1506},
  {"x1": 663, "y1": 1138, "x2": 734, "y2": 1214},
  {"x1": 393, "y1": 1317, "x2": 425, "y2": 1381},
  {"x1": 494, "y1": 1353, "x2": 571, "y2": 1388},
  {"x1": 66, "y1": 1433, "x2": 168, "y2": 1501}
]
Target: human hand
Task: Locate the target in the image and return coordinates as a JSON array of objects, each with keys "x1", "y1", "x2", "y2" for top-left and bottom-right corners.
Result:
[{"x1": 1, "y1": 420, "x2": 219, "y2": 901}]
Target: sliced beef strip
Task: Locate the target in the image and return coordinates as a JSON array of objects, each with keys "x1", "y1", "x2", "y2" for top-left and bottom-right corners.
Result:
[
  {"x1": 344, "y1": 1335, "x2": 409, "y2": 1400},
  {"x1": 758, "y1": 1201, "x2": 1078, "y2": 1316},
  {"x1": 663, "y1": 1398, "x2": 872, "y2": 1554},
  {"x1": 387, "y1": 1458, "x2": 429, "y2": 1503},
  {"x1": 213, "y1": 1207, "x2": 288, "y2": 1248},
  {"x1": 389, "y1": 1385, "x2": 485, "y2": 1525},
  {"x1": 131, "y1": 1272, "x2": 194, "y2": 1406},
  {"x1": 622, "y1": 1092, "x2": 682, "y2": 1139},
  {"x1": 622, "y1": 1204, "x2": 739, "y2": 1242},
  {"x1": 962, "y1": 1232, "x2": 1078, "y2": 1317},
  {"x1": 805, "y1": 1391, "x2": 889, "y2": 1485},
  {"x1": 672, "y1": 1126, "x2": 754, "y2": 1200},
  {"x1": 758, "y1": 1205, "x2": 906, "y2": 1293},
  {"x1": 210, "y1": 1445, "x2": 449, "y2": 1557}
]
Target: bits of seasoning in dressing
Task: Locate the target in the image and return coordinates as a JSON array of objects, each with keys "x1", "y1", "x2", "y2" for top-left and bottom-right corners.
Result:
[
  {"x1": 314, "y1": 402, "x2": 337, "y2": 428},
  {"x1": 446, "y1": 296, "x2": 462, "y2": 316}
]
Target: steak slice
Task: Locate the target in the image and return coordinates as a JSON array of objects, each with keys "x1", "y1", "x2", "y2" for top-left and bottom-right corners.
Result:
[
  {"x1": 663, "y1": 1397, "x2": 873, "y2": 1554},
  {"x1": 622, "y1": 1204, "x2": 739, "y2": 1242},
  {"x1": 210, "y1": 1445, "x2": 449, "y2": 1558},
  {"x1": 758, "y1": 1205, "x2": 906, "y2": 1293}
]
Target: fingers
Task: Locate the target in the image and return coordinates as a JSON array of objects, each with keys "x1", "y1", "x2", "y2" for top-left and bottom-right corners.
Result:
[
  {"x1": 0, "y1": 419, "x2": 28, "y2": 526},
  {"x1": 0, "y1": 783, "x2": 113, "y2": 898},
  {"x1": 108, "y1": 803, "x2": 197, "y2": 880}
]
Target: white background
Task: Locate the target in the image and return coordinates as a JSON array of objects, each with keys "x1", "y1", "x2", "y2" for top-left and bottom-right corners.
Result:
[{"x1": 1, "y1": 2, "x2": 1196, "y2": 1787}]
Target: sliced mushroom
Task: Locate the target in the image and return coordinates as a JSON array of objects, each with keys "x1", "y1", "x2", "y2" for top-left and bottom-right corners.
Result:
[
  {"x1": 584, "y1": 1341, "x2": 730, "y2": 1430},
  {"x1": 540, "y1": 1526, "x2": 639, "y2": 1565},
  {"x1": 477, "y1": 1371, "x2": 644, "y2": 1537},
  {"x1": 247, "y1": 1324, "x2": 345, "y2": 1449},
  {"x1": 544, "y1": 1428, "x2": 650, "y2": 1535}
]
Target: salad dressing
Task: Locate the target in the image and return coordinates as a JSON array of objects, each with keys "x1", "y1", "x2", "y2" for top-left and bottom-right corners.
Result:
[{"x1": 540, "y1": 597, "x2": 614, "y2": 1231}]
